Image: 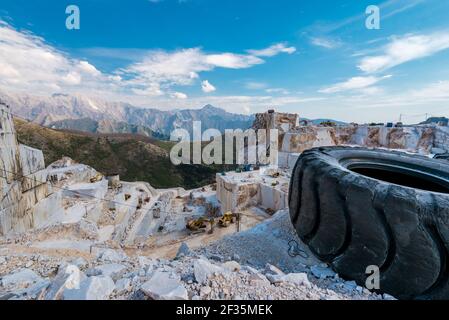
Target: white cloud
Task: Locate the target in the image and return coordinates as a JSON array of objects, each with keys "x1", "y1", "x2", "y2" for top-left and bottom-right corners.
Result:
[
  {"x1": 171, "y1": 91, "x2": 188, "y2": 99},
  {"x1": 78, "y1": 61, "x2": 101, "y2": 76},
  {"x1": 205, "y1": 53, "x2": 263, "y2": 68},
  {"x1": 310, "y1": 37, "x2": 341, "y2": 49},
  {"x1": 0, "y1": 21, "x2": 107, "y2": 94},
  {"x1": 0, "y1": 21, "x2": 308, "y2": 112},
  {"x1": 319, "y1": 75, "x2": 392, "y2": 93},
  {"x1": 247, "y1": 43, "x2": 296, "y2": 57},
  {"x1": 119, "y1": 48, "x2": 265, "y2": 93},
  {"x1": 132, "y1": 83, "x2": 164, "y2": 97},
  {"x1": 201, "y1": 80, "x2": 216, "y2": 93},
  {"x1": 358, "y1": 32, "x2": 449, "y2": 73},
  {"x1": 62, "y1": 72, "x2": 82, "y2": 85},
  {"x1": 0, "y1": 22, "x2": 290, "y2": 98}
]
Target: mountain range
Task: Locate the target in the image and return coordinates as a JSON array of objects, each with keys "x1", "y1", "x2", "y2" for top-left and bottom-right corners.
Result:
[
  {"x1": 0, "y1": 90, "x2": 255, "y2": 137},
  {"x1": 13, "y1": 118, "x2": 231, "y2": 189}
]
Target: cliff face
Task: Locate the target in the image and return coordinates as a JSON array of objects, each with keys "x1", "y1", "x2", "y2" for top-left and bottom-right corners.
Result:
[
  {"x1": 280, "y1": 125, "x2": 436, "y2": 154},
  {"x1": 0, "y1": 102, "x2": 50, "y2": 235}
]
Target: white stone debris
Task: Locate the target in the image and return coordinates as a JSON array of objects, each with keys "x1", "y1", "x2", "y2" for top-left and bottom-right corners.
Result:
[
  {"x1": 45, "y1": 264, "x2": 86, "y2": 300},
  {"x1": 140, "y1": 271, "x2": 188, "y2": 300},
  {"x1": 311, "y1": 265, "x2": 337, "y2": 280},
  {"x1": 1, "y1": 268, "x2": 43, "y2": 289},
  {"x1": 63, "y1": 276, "x2": 115, "y2": 300}
]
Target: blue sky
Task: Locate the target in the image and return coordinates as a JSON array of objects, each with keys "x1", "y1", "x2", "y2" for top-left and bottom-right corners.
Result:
[{"x1": 1, "y1": 0, "x2": 449, "y2": 123}]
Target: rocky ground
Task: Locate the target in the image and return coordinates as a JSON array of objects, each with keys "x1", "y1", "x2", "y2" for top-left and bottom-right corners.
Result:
[{"x1": 0, "y1": 211, "x2": 395, "y2": 301}]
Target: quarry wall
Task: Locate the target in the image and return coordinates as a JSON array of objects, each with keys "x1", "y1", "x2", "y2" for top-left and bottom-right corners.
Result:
[
  {"x1": 280, "y1": 125, "x2": 436, "y2": 155},
  {"x1": 0, "y1": 102, "x2": 51, "y2": 235},
  {"x1": 434, "y1": 126, "x2": 449, "y2": 151}
]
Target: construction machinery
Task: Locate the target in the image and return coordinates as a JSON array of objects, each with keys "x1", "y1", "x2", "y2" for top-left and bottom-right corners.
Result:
[
  {"x1": 218, "y1": 212, "x2": 239, "y2": 228},
  {"x1": 186, "y1": 217, "x2": 215, "y2": 234},
  {"x1": 186, "y1": 211, "x2": 241, "y2": 235},
  {"x1": 90, "y1": 173, "x2": 104, "y2": 183}
]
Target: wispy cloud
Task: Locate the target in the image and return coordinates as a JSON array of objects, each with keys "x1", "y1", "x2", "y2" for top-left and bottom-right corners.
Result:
[
  {"x1": 244, "y1": 81, "x2": 268, "y2": 90},
  {"x1": 319, "y1": 75, "x2": 392, "y2": 93},
  {"x1": 170, "y1": 91, "x2": 188, "y2": 99},
  {"x1": 358, "y1": 31, "x2": 449, "y2": 73},
  {"x1": 303, "y1": 0, "x2": 425, "y2": 34},
  {"x1": 247, "y1": 43, "x2": 296, "y2": 57},
  {"x1": 310, "y1": 37, "x2": 341, "y2": 49}
]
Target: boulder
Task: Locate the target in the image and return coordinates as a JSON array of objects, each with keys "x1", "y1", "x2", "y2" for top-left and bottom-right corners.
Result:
[
  {"x1": 264, "y1": 264, "x2": 284, "y2": 276},
  {"x1": 20, "y1": 279, "x2": 51, "y2": 299},
  {"x1": 193, "y1": 259, "x2": 227, "y2": 285},
  {"x1": 267, "y1": 273, "x2": 312, "y2": 288},
  {"x1": 98, "y1": 249, "x2": 127, "y2": 263},
  {"x1": 140, "y1": 271, "x2": 187, "y2": 300},
  {"x1": 1, "y1": 268, "x2": 42, "y2": 289},
  {"x1": 63, "y1": 276, "x2": 115, "y2": 300}
]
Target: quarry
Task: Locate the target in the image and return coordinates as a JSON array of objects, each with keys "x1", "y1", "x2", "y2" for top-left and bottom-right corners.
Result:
[{"x1": 1, "y1": 99, "x2": 448, "y2": 300}]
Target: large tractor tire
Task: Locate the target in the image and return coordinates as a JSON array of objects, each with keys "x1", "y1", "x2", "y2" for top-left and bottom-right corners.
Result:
[{"x1": 289, "y1": 146, "x2": 449, "y2": 299}]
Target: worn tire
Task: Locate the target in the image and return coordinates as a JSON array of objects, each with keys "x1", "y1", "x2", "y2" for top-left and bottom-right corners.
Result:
[{"x1": 289, "y1": 146, "x2": 449, "y2": 299}]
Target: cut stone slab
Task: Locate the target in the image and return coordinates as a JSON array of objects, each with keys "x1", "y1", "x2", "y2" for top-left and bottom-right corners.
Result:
[
  {"x1": 140, "y1": 271, "x2": 187, "y2": 300},
  {"x1": 63, "y1": 276, "x2": 115, "y2": 300}
]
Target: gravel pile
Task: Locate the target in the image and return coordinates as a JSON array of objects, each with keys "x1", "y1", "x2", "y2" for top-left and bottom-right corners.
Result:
[{"x1": 0, "y1": 210, "x2": 397, "y2": 300}]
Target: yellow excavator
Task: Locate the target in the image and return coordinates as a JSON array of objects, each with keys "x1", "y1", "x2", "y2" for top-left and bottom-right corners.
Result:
[
  {"x1": 218, "y1": 212, "x2": 239, "y2": 228},
  {"x1": 186, "y1": 217, "x2": 215, "y2": 234}
]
